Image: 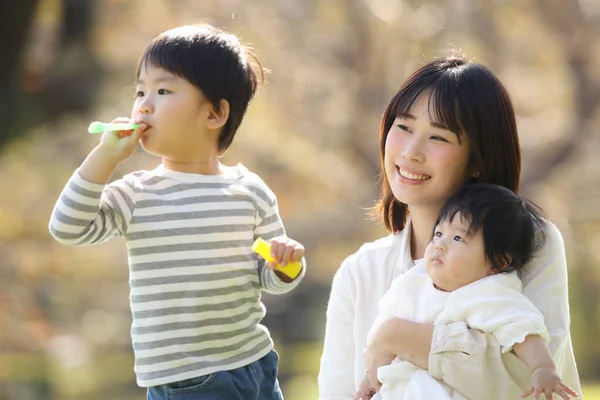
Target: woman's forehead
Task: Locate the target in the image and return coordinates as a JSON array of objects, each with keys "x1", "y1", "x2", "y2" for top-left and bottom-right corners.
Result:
[{"x1": 395, "y1": 89, "x2": 462, "y2": 134}]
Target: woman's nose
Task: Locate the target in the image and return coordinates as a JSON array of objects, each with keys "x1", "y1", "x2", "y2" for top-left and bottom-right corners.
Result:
[{"x1": 401, "y1": 136, "x2": 425, "y2": 163}]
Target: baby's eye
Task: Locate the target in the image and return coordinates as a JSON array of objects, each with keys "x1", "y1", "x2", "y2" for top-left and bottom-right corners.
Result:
[
  {"x1": 158, "y1": 88, "x2": 170, "y2": 95},
  {"x1": 453, "y1": 235, "x2": 464, "y2": 242},
  {"x1": 135, "y1": 90, "x2": 144, "y2": 97},
  {"x1": 434, "y1": 231, "x2": 442, "y2": 237}
]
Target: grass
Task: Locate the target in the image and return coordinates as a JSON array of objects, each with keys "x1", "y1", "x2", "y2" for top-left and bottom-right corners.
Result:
[
  {"x1": 277, "y1": 342, "x2": 600, "y2": 400},
  {"x1": 281, "y1": 383, "x2": 600, "y2": 400},
  {"x1": 583, "y1": 383, "x2": 600, "y2": 399},
  {"x1": 0, "y1": 350, "x2": 597, "y2": 399}
]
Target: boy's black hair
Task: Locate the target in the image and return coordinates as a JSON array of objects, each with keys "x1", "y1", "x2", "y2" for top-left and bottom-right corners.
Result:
[
  {"x1": 433, "y1": 183, "x2": 546, "y2": 273},
  {"x1": 136, "y1": 24, "x2": 264, "y2": 153}
]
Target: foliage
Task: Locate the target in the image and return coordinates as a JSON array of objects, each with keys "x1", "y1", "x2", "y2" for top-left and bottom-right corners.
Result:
[{"x1": 1, "y1": 0, "x2": 599, "y2": 398}]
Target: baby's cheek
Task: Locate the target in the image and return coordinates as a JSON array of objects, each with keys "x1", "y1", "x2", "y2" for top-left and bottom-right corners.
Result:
[{"x1": 448, "y1": 263, "x2": 466, "y2": 280}]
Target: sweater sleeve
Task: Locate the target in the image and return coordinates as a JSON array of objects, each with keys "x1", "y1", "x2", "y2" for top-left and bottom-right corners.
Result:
[
  {"x1": 251, "y1": 176, "x2": 306, "y2": 294},
  {"x1": 49, "y1": 171, "x2": 137, "y2": 245}
]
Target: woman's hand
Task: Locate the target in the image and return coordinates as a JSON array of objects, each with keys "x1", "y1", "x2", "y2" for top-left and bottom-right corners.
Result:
[
  {"x1": 365, "y1": 317, "x2": 435, "y2": 390},
  {"x1": 354, "y1": 375, "x2": 376, "y2": 400},
  {"x1": 365, "y1": 318, "x2": 400, "y2": 391}
]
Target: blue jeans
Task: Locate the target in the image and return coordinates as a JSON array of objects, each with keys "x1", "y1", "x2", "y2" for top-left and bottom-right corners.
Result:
[{"x1": 146, "y1": 350, "x2": 284, "y2": 400}]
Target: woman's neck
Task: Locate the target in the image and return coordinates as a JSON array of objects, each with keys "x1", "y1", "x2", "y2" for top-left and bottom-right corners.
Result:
[{"x1": 408, "y1": 207, "x2": 440, "y2": 260}]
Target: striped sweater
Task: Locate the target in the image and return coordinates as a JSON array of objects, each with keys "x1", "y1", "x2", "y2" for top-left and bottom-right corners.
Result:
[{"x1": 49, "y1": 163, "x2": 305, "y2": 387}]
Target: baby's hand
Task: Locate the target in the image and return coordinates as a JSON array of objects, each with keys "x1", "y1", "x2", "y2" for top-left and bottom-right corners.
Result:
[
  {"x1": 521, "y1": 367, "x2": 578, "y2": 399},
  {"x1": 265, "y1": 237, "x2": 304, "y2": 270},
  {"x1": 354, "y1": 375, "x2": 376, "y2": 400}
]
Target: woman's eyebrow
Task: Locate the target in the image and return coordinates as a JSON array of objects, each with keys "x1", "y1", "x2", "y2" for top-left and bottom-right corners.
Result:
[
  {"x1": 397, "y1": 112, "x2": 456, "y2": 137},
  {"x1": 430, "y1": 119, "x2": 451, "y2": 130},
  {"x1": 398, "y1": 112, "x2": 450, "y2": 130}
]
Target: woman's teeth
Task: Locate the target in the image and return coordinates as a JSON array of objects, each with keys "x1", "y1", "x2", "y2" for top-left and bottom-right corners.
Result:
[{"x1": 398, "y1": 167, "x2": 431, "y2": 181}]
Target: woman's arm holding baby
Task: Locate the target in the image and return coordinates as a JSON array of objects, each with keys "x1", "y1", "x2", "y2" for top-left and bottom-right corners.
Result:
[{"x1": 365, "y1": 318, "x2": 433, "y2": 390}]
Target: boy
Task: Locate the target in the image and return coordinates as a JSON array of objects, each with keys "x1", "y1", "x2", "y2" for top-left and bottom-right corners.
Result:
[{"x1": 49, "y1": 24, "x2": 305, "y2": 399}]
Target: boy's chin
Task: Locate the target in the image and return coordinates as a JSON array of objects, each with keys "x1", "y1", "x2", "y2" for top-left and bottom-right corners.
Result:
[
  {"x1": 139, "y1": 143, "x2": 165, "y2": 158},
  {"x1": 139, "y1": 137, "x2": 162, "y2": 154}
]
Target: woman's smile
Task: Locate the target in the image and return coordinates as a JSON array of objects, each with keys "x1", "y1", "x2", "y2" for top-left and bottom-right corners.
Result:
[{"x1": 396, "y1": 165, "x2": 431, "y2": 183}]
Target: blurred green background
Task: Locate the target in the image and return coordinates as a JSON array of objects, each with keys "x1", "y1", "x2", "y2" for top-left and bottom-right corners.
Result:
[{"x1": 1, "y1": 0, "x2": 599, "y2": 399}]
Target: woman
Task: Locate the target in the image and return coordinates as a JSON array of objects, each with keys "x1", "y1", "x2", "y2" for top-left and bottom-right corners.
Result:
[{"x1": 317, "y1": 56, "x2": 582, "y2": 399}]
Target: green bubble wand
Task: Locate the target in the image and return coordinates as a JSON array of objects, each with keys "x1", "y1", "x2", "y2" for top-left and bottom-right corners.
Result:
[{"x1": 87, "y1": 121, "x2": 139, "y2": 134}]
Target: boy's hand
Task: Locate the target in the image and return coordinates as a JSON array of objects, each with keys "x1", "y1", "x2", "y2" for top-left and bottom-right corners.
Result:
[
  {"x1": 521, "y1": 367, "x2": 578, "y2": 399},
  {"x1": 78, "y1": 117, "x2": 148, "y2": 185},
  {"x1": 265, "y1": 237, "x2": 304, "y2": 270},
  {"x1": 97, "y1": 117, "x2": 148, "y2": 163}
]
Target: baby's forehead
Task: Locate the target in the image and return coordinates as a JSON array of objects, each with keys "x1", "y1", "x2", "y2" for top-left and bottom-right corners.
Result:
[
  {"x1": 437, "y1": 212, "x2": 478, "y2": 235},
  {"x1": 439, "y1": 211, "x2": 470, "y2": 226}
]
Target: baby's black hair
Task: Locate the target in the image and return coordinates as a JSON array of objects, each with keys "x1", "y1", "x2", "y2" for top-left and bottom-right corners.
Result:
[{"x1": 434, "y1": 183, "x2": 546, "y2": 273}]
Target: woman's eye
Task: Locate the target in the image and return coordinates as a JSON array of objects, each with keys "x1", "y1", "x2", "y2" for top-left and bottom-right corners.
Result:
[
  {"x1": 453, "y1": 235, "x2": 464, "y2": 242},
  {"x1": 431, "y1": 136, "x2": 449, "y2": 142},
  {"x1": 397, "y1": 124, "x2": 410, "y2": 132}
]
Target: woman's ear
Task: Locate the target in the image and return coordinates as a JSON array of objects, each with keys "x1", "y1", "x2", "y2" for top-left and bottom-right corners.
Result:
[
  {"x1": 206, "y1": 99, "x2": 230, "y2": 130},
  {"x1": 467, "y1": 162, "x2": 480, "y2": 179}
]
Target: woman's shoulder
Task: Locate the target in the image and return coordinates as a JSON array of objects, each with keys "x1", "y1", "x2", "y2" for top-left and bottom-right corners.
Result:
[
  {"x1": 356, "y1": 233, "x2": 397, "y2": 253},
  {"x1": 534, "y1": 219, "x2": 565, "y2": 259},
  {"x1": 520, "y1": 218, "x2": 567, "y2": 286},
  {"x1": 330, "y1": 232, "x2": 407, "y2": 297},
  {"x1": 541, "y1": 219, "x2": 564, "y2": 244},
  {"x1": 337, "y1": 231, "x2": 407, "y2": 276}
]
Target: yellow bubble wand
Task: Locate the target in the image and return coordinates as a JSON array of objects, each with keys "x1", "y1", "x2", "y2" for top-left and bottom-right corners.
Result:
[{"x1": 252, "y1": 238, "x2": 303, "y2": 279}]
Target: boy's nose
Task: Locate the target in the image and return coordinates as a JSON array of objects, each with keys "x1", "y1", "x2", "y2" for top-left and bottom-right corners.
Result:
[{"x1": 137, "y1": 97, "x2": 153, "y2": 114}]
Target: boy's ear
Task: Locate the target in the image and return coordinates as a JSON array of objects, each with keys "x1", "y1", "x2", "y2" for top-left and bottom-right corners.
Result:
[{"x1": 206, "y1": 99, "x2": 230, "y2": 130}]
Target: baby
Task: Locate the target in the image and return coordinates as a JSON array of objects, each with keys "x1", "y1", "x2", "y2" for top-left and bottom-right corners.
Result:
[{"x1": 356, "y1": 183, "x2": 578, "y2": 400}]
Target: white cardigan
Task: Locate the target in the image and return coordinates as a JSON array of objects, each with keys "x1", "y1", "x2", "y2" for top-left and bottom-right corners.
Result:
[{"x1": 318, "y1": 219, "x2": 582, "y2": 400}]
